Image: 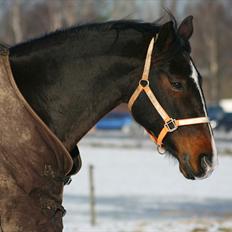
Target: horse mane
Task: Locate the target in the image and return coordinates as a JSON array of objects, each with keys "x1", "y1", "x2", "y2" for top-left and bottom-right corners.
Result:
[
  {"x1": 10, "y1": 20, "x2": 160, "y2": 55},
  {"x1": 10, "y1": 13, "x2": 186, "y2": 59}
]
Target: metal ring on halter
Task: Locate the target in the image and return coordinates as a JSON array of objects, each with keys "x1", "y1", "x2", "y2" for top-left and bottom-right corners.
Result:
[
  {"x1": 157, "y1": 145, "x2": 166, "y2": 154},
  {"x1": 139, "y1": 79, "x2": 149, "y2": 88}
]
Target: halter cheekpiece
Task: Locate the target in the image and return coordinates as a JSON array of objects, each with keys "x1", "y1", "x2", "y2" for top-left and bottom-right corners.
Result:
[{"x1": 128, "y1": 36, "x2": 209, "y2": 154}]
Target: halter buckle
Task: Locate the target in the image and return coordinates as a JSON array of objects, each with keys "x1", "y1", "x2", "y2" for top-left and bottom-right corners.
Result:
[{"x1": 164, "y1": 118, "x2": 177, "y2": 132}]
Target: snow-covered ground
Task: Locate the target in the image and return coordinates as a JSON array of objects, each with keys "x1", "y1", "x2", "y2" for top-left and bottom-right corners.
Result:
[
  {"x1": 63, "y1": 139, "x2": 232, "y2": 232},
  {"x1": 80, "y1": 129, "x2": 232, "y2": 155}
]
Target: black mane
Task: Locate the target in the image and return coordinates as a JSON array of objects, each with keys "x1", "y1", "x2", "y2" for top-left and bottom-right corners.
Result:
[{"x1": 10, "y1": 20, "x2": 161, "y2": 56}]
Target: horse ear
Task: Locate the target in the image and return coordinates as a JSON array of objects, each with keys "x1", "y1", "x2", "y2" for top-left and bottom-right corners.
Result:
[
  {"x1": 156, "y1": 21, "x2": 176, "y2": 53},
  {"x1": 178, "y1": 16, "x2": 193, "y2": 40}
]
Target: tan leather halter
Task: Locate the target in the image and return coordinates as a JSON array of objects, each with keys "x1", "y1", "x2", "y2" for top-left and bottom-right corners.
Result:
[{"x1": 128, "y1": 36, "x2": 209, "y2": 154}]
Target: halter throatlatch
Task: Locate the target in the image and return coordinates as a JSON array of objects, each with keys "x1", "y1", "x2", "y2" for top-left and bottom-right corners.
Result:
[{"x1": 128, "y1": 36, "x2": 209, "y2": 154}]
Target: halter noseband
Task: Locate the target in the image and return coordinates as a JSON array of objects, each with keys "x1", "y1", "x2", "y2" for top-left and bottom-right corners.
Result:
[{"x1": 128, "y1": 37, "x2": 209, "y2": 154}]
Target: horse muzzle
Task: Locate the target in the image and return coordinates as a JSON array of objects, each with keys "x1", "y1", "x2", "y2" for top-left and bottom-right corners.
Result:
[{"x1": 179, "y1": 153, "x2": 214, "y2": 180}]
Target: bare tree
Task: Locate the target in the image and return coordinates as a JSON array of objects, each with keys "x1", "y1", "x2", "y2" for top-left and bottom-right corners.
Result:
[
  {"x1": 110, "y1": 0, "x2": 136, "y2": 19},
  {"x1": 159, "y1": 0, "x2": 166, "y2": 17},
  {"x1": 10, "y1": 0, "x2": 23, "y2": 43},
  {"x1": 187, "y1": 0, "x2": 232, "y2": 103},
  {"x1": 61, "y1": 0, "x2": 78, "y2": 26},
  {"x1": 170, "y1": 0, "x2": 177, "y2": 16},
  {"x1": 47, "y1": 0, "x2": 63, "y2": 31}
]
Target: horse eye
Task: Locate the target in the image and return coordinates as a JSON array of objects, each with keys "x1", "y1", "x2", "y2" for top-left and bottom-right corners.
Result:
[{"x1": 170, "y1": 81, "x2": 183, "y2": 90}]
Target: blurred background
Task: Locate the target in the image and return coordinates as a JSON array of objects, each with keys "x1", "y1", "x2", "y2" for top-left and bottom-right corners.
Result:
[{"x1": 0, "y1": 0, "x2": 231, "y2": 231}]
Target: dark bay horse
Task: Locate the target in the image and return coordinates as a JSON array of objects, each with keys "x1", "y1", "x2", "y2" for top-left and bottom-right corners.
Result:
[{"x1": 6, "y1": 15, "x2": 217, "y2": 230}]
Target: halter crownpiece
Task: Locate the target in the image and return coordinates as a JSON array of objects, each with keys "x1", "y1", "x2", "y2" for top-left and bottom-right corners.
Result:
[{"x1": 128, "y1": 36, "x2": 209, "y2": 154}]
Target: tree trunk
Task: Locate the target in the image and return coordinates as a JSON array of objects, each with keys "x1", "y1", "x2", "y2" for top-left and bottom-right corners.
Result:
[
  {"x1": 11, "y1": 0, "x2": 23, "y2": 43},
  {"x1": 208, "y1": 37, "x2": 220, "y2": 104}
]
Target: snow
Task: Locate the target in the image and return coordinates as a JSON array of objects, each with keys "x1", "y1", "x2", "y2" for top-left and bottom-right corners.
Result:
[{"x1": 63, "y1": 143, "x2": 232, "y2": 232}]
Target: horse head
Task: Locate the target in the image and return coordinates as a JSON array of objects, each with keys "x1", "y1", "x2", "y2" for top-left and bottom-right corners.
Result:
[{"x1": 129, "y1": 16, "x2": 217, "y2": 180}]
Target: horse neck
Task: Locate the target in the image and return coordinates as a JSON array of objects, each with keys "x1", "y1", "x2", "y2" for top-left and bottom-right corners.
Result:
[{"x1": 10, "y1": 23, "x2": 156, "y2": 150}]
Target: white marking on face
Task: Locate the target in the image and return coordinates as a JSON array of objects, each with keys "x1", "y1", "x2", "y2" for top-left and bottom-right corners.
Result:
[{"x1": 190, "y1": 61, "x2": 218, "y2": 174}]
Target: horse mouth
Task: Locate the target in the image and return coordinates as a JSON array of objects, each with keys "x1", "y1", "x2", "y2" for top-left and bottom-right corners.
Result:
[{"x1": 179, "y1": 154, "x2": 214, "y2": 180}]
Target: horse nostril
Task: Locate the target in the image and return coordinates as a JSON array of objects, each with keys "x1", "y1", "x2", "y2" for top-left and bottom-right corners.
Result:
[{"x1": 200, "y1": 154, "x2": 213, "y2": 169}]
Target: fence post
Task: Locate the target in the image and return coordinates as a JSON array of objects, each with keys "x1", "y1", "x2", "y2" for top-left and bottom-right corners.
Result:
[{"x1": 89, "y1": 164, "x2": 96, "y2": 226}]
